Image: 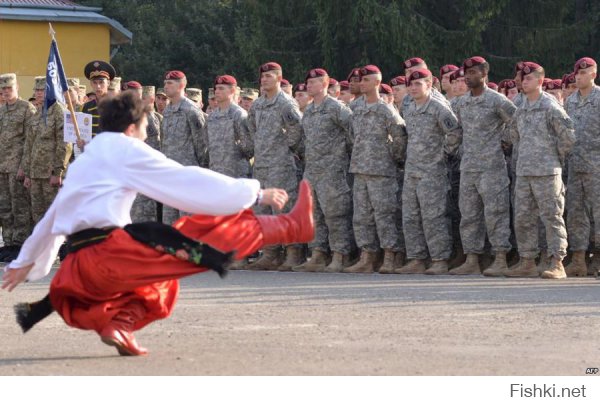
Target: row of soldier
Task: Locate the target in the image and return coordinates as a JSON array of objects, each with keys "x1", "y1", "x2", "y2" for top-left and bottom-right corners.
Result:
[{"x1": 0, "y1": 55, "x2": 598, "y2": 280}]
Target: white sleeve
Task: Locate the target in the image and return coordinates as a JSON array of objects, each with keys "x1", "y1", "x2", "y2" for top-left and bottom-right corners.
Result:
[
  {"x1": 8, "y1": 197, "x2": 65, "y2": 281},
  {"x1": 123, "y1": 140, "x2": 261, "y2": 215}
]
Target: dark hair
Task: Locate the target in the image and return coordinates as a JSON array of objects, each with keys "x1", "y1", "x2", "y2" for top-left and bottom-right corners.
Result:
[{"x1": 98, "y1": 91, "x2": 150, "y2": 133}]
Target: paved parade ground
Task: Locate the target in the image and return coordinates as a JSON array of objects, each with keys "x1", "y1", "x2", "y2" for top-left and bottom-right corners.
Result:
[{"x1": 0, "y1": 267, "x2": 598, "y2": 376}]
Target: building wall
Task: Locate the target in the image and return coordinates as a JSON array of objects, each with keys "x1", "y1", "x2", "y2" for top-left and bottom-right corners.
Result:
[{"x1": 0, "y1": 20, "x2": 110, "y2": 98}]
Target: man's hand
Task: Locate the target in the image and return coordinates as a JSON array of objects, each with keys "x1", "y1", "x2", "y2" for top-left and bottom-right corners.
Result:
[
  {"x1": 23, "y1": 177, "x2": 31, "y2": 189},
  {"x1": 76, "y1": 139, "x2": 86, "y2": 151},
  {"x1": 260, "y1": 188, "x2": 289, "y2": 211},
  {"x1": 2, "y1": 264, "x2": 33, "y2": 292},
  {"x1": 50, "y1": 176, "x2": 62, "y2": 187},
  {"x1": 16, "y1": 168, "x2": 25, "y2": 180}
]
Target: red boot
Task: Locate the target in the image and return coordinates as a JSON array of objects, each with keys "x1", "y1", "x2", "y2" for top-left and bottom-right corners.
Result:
[
  {"x1": 100, "y1": 324, "x2": 148, "y2": 356},
  {"x1": 257, "y1": 180, "x2": 315, "y2": 246}
]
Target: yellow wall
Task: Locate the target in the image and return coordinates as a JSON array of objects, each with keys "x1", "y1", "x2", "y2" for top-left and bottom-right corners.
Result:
[{"x1": 0, "y1": 20, "x2": 110, "y2": 97}]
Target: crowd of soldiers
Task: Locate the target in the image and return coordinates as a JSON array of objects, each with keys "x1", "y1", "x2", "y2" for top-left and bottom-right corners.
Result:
[{"x1": 0, "y1": 54, "x2": 598, "y2": 280}]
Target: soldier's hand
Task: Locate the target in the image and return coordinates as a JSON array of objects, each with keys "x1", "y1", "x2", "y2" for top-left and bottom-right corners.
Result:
[
  {"x1": 23, "y1": 177, "x2": 31, "y2": 189},
  {"x1": 260, "y1": 188, "x2": 289, "y2": 211},
  {"x1": 2, "y1": 264, "x2": 33, "y2": 292},
  {"x1": 49, "y1": 176, "x2": 62, "y2": 187},
  {"x1": 76, "y1": 139, "x2": 86, "y2": 151},
  {"x1": 16, "y1": 168, "x2": 25, "y2": 180}
]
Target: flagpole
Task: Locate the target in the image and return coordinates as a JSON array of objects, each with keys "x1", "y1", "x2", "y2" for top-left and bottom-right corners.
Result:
[{"x1": 49, "y1": 23, "x2": 82, "y2": 143}]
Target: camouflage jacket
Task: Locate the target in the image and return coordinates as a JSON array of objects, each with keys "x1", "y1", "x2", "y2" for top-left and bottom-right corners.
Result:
[
  {"x1": 454, "y1": 86, "x2": 516, "y2": 172},
  {"x1": 161, "y1": 96, "x2": 207, "y2": 166},
  {"x1": 301, "y1": 95, "x2": 352, "y2": 174},
  {"x1": 146, "y1": 111, "x2": 162, "y2": 151},
  {"x1": 401, "y1": 88, "x2": 450, "y2": 118},
  {"x1": 564, "y1": 85, "x2": 600, "y2": 173},
  {"x1": 403, "y1": 94, "x2": 461, "y2": 177},
  {"x1": 206, "y1": 103, "x2": 253, "y2": 178},
  {"x1": 0, "y1": 98, "x2": 36, "y2": 173},
  {"x1": 511, "y1": 91, "x2": 575, "y2": 176},
  {"x1": 247, "y1": 90, "x2": 303, "y2": 169},
  {"x1": 349, "y1": 96, "x2": 406, "y2": 177}
]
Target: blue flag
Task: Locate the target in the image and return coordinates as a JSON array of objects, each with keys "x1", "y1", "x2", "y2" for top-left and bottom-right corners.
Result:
[{"x1": 43, "y1": 39, "x2": 68, "y2": 123}]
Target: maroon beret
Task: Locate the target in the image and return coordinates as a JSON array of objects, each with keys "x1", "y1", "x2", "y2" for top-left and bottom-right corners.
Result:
[
  {"x1": 433, "y1": 76, "x2": 440, "y2": 85},
  {"x1": 449, "y1": 69, "x2": 465, "y2": 82},
  {"x1": 294, "y1": 83, "x2": 307, "y2": 93},
  {"x1": 165, "y1": 70, "x2": 186, "y2": 80},
  {"x1": 280, "y1": 78, "x2": 291, "y2": 87},
  {"x1": 306, "y1": 68, "x2": 328, "y2": 81},
  {"x1": 497, "y1": 79, "x2": 507, "y2": 89},
  {"x1": 463, "y1": 56, "x2": 487, "y2": 70},
  {"x1": 404, "y1": 57, "x2": 425, "y2": 69},
  {"x1": 542, "y1": 78, "x2": 552, "y2": 90},
  {"x1": 574, "y1": 57, "x2": 597, "y2": 74},
  {"x1": 260, "y1": 62, "x2": 282, "y2": 73},
  {"x1": 488, "y1": 82, "x2": 498, "y2": 91},
  {"x1": 407, "y1": 68, "x2": 432, "y2": 85},
  {"x1": 346, "y1": 68, "x2": 361, "y2": 82},
  {"x1": 359, "y1": 65, "x2": 381, "y2": 77},
  {"x1": 339, "y1": 80, "x2": 350, "y2": 90},
  {"x1": 546, "y1": 79, "x2": 562, "y2": 90},
  {"x1": 215, "y1": 75, "x2": 237, "y2": 86},
  {"x1": 521, "y1": 62, "x2": 543, "y2": 76},
  {"x1": 379, "y1": 84, "x2": 392, "y2": 94},
  {"x1": 514, "y1": 61, "x2": 525, "y2": 75},
  {"x1": 328, "y1": 78, "x2": 339, "y2": 87},
  {"x1": 390, "y1": 76, "x2": 406, "y2": 86},
  {"x1": 505, "y1": 80, "x2": 517, "y2": 89},
  {"x1": 440, "y1": 64, "x2": 459, "y2": 77},
  {"x1": 563, "y1": 72, "x2": 576, "y2": 86},
  {"x1": 125, "y1": 81, "x2": 142, "y2": 89}
]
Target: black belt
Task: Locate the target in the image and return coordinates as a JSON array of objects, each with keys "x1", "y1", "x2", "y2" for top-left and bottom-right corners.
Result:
[{"x1": 65, "y1": 227, "x2": 117, "y2": 254}]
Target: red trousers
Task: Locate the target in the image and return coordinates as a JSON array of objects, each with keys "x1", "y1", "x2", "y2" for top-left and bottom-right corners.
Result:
[{"x1": 49, "y1": 209, "x2": 263, "y2": 334}]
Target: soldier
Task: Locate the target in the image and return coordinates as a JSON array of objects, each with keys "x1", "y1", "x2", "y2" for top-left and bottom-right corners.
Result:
[
  {"x1": 125, "y1": 80, "x2": 142, "y2": 95},
  {"x1": 564, "y1": 57, "x2": 600, "y2": 277},
  {"x1": 450, "y1": 57, "x2": 516, "y2": 276},
  {"x1": 155, "y1": 88, "x2": 169, "y2": 115},
  {"x1": 505, "y1": 62, "x2": 574, "y2": 279},
  {"x1": 0, "y1": 73, "x2": 37, "y2": 262},
  {"x1": 338, "y1": 80, "x2": 354, "y2": 105},
  {"x1": 562, "y1": 73, "x2": 577, "y2": 99},
  {"x1": 240, "y1": 88, "x2": 258, "y2": 112},
  {"x1": 246, "y1": 62, "x2": 304, "y2": 271},
  {"x1": 390, "y1": 75, "x2": 407, "y2": 113},
  {"x1": 450, "y1": 68, "x2": 468, "y2": 102},
  {"x1": 488, "y1": 82, "x2": 499, "y2": 91},
  {"x1": 160, "y1": 70, "x2": 208, "y2": 225},
  {"x1": 81, "y1": 60, "x2": 116, "y2": 150},
  {"x1": 342, "y1": 65, "x2": 406, "y2": 274},
  {"x1": 440, "y1": 64, "x2": 459, "y2": 99},
  {"x1": 207, "y1": 87, "x2": 217, "y2": 113},
  {"x1": 379, "y1": 84, "x2": 394, "y2": 104},
  {"x1": 141, "y1": 85, "x2": 162, "y2": 151},
  {"x1": 346, "y1": 68, "x2": 363, "y2": 105},
  {"x1": 294, "y1": 83, "x2": 312, "y2": 112},
  {"x1": 66, "y1": 78, "x2": 82, "y2": 110},
  {"x1": 401, "y1": 57, "x2": 450, "y2": 115},
  {"x1": 293, "y1": 68, "x2": 354, "y2": 272},
  {"x1": 107, "y1": 76, "x2": 121, "y2": 97},
  {"x1": 22, "y1": 77, "x2": 72, "y2": 225},
  {"x1": 394, "y1": 69, "x2": 460, "y2": 275},
  {"x1": 505, "y1": 79, "x2": 519, "y2": 101},
  {"x1": 281, "y1": 79, "x2": 293, "y2": 96},
  {"x1": 78, "y1": 84, "x2": 87, "y2": 105},
  {"x1": 185, "y1": 88, "x2": 203, "y2": 110},
  {"x1": 546, "y1": 79, "x2": 564, "y2": 105},
  {"x1": 32, "y1": 77, "x2": 45, "y2": 111},
  {"x1": 328, "y1": 78, "x2": 341, "y2": 99}
]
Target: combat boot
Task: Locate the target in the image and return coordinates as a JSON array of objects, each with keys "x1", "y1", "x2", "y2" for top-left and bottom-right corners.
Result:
[
  {"x1": 292, "y1": 249, "x2": 328, "y2": 272},
  {"x1": 482, "y1": 252, "x2": 508, "y2": 277},
  {"x1": 588, "y1": 252, "x2": 600, "y2": 277},
  {"x1": 536, "y1": 249, "x2": 550, "y2": 275},
  {"x1": 449, "y1": 254, "x2": 480, "y2": 275},
  {"x1": 246, "y1": 247, "x2": 282, "y2": 270},
  {"x1": 228, "y1": 258, "x2": 249, "y2": 270},
  {"x1": 395, "y1": 259, "x2": 426, "y2": 274},
  {"x1": 541, "y1": 256, "x2": 567, "y2": 279},
  {"x1": 278, "y1": 246, "x2": 305, "y2": 271},
  {"x1": 323, "y1": 252, "x2": 351, "y2": 273},
  {"x1": 425, "y1": 260, "x2": 449, "y2": 275},
  {"x1": 378, "y1": 250, "x2": 398, "y2": 274},
  {"x1": 342, "y1": 250, "x2": 377, "y2": 274},
  {"x1": 565, "y1": 250, "x2": 587, "y2": 277},
  {"x1": 503, "y1": 258, "x2": 538, "y2": 277}
]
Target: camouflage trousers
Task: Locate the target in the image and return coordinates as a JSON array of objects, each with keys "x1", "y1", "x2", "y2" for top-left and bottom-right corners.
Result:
[
  {"x1": 566, "y1": 171, "x2": 600, "y2": 251},
  {"x1": 0, "y1": 172, "x2": 32, "y2": 245},
  {"x1": 29, "y1": 178, "x2": 59, "y2": 224},
  {"x1": 395, "y1": 169, "x2": 406, "y2": 253},
  {"x1": 131, "y1": 194, "x2": 158, "y2": 223},
  {"x1": 253, "y1": 164, "x2": 300, "y2": 248},
  {"x1": 162, "y1": 206, "x2": 189, "y2": 226},
  {"x1": 459, "y1": 170, "x2": 511, "y2": 254},
  {"x1": 402, "y1": 174, "x2": 452, "y2": 260},
  {"x1": 352, "y1": 173, "x2": 401, "y2": 252},
  {"x1": 514, "y1": 175, "x2": 567, "y2": 259},
  {"x1": 305, "y1": 170, "x2": 354, "y2": 254}
]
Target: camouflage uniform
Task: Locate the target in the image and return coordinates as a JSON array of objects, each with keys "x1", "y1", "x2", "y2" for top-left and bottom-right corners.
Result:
[
  {"x1": 564, "y1": 85, "x2": 600, "y2": 251},
  {"x1": 23, "y1": 102, "x2": 71, "y2": 224},
  {"x1": 349, "y1": 97, "x2": 406, "y2": 252},
  {"x1": 206, "y1": 103, "x2": 253, "y2": 178},
  {"x1": 454, "y1": 86, "x2": 516, "y2": 254},
  {"x1": 160, "y1": 97, "x2": 207, "y2": 225},
  {"x1": 0, "y1": 98, "x2": 36, "y2": 245},
  {"x1": 402, "y1": 96, "x2": 460, "y2": 260},
  {"x1": 131, "y1": 111, "x2": 162, "y2": 222},
  {"x1": 302, "y1": 95, "x2": 354, "y2": 254},
  {"x1": 511, "y1": 92, "x2": 574, "y2": 260}
]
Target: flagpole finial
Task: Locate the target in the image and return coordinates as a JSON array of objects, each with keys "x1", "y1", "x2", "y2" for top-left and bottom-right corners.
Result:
[{"x1": 48, "y1": 23, "x2": 56, "y2": 39}]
